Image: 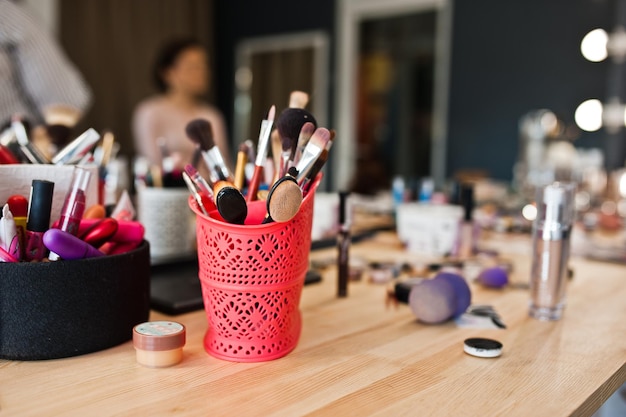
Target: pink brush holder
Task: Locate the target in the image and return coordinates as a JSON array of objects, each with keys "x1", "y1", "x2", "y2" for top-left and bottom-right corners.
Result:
[{"x1": 188, "y1": 175, "x2": 320, "y2": 362}]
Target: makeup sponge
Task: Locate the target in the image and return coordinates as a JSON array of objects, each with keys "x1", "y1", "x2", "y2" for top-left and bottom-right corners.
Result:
[
  {"x1": 477, "y1": 267, "x2": 509, "y2": 288},
  {"x1": 433, "y1": 272, "x2": 472, "y2": 317},
  {"x1": 408, "y1": 278, "x2": 456, "y2": 324}
]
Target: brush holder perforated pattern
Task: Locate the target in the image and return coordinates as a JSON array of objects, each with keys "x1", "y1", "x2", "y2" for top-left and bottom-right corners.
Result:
[{"x1": 189, "y1": 176, "x2": 320, "y2": 362}]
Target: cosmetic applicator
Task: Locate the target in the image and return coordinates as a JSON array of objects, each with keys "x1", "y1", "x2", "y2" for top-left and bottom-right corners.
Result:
[
  {"x1": 213, "y1": 181, "x2": 248, "y2": 225},
  {"x1": 292, "y1": 122, "x2": 316, "y2": 166},
  {"x1": 264, "y1": 167, "x2": 303, "y2": 223},
  {"x1": 185, "y1": 119, "x2": 233, "y2": 184},
  {"x1": 11, "y1": 116, "x2": 49, "y2": 164},
  {"x1": 276, "y1": 108, "x2": 317, "y2": 163},
  {"x1": 301, "y1": 129, "x2": 335, "y2": 193},
  {"x1": 247, "y1": 105, "x2": 276, "y2": 202},
  {"x1": 7, "y1": 195, "x2": 27, "y2": 258},
  {"x1": 52, "y1": 128, "x2": 101, "y2": 165},
  {"x1": 295, "y1": 128, "x2": 331, "y2": 183},
  {"x1": 289, "y1": 91, "x2": 309, "y2": 109},
  {"x1": 234, "y1": 143, "x2": 248, "y2": 191}
]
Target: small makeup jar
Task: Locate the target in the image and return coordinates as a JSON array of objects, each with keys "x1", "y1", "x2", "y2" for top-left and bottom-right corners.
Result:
[{"x1": 133, "y1": 321, "x2": 186, "y2": 367}]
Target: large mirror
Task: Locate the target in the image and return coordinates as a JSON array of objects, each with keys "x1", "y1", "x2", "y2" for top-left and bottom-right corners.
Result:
[
  {"x1": 335, "y1": 0, "x2": 453, "y2": 192},
  {"x1": 233, "y1": 31, "x2": 329, "y2": 162}
]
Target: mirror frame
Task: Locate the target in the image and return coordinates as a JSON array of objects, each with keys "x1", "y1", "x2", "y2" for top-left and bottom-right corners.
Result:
[
  {"x1": 334, "y1": 0, "x2": 453, "y2": 190},
  {"x1": 233, "y1": 30, "x2": 330, "y2": 152}
]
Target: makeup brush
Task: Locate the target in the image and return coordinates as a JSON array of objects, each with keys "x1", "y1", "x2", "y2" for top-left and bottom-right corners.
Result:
[
  {"x1": 292, "y1": 122, "x2": 316, "y2": 166},
  {"x1": 11, "y1": 116, "x2": 49, "y2": 164},
  {"x1": 234, "y1": 143, "x2": 248, "y2": 191},
  {"x1": 184, "y1": 164, "x2": 215, "y2": 204},
  {"x1": 247, "y1": 105, "x2": 276, "y2": 202},
  {"x1": 301, "y1": 141, "x2": 332, "y2": 194},
  {"x1": 270, "y1": 129, "x2": 283, "y2": 183},
  {"x1": 295, "y1": 127, "x2": 331, "y2": 183},
  {"x1": 276, "y1": 108, "x2": 317, "y2": 163},
  {"x1": 183, "y1": 171, "x2": 209, "y2": 216},
  {"x1": 52, "y1": 128, "x2": 101, "y2": 165},
  {"x1": 213, "y1": 181, "x2": 247, "y2": 225},
  {"x1": 289, "y1": 91, "x2": 309, "y2": 109},
  {"x1": 185, "y1": 119, "x2": 233, "y2": 184},
  {"x1": 264, "y1": 166, "x2": 303, "y2": 223}
]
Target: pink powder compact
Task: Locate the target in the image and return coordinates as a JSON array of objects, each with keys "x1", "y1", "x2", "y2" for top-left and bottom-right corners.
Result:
[{"x1": 133, "y1": 321, "x2": 186, "y2": 367}]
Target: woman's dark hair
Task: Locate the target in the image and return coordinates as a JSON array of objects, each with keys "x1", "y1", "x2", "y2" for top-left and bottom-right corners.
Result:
[{"x1": 152, "y1": 38, "x2": 203, "y2": 93}]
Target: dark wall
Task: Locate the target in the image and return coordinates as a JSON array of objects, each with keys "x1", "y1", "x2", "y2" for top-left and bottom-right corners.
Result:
[
  {"x1": 446, "y1": 0, "x2": 614, "y2": 180},
  {"x1": 214, "y1": 0, "x2": 614, "y2": 184},
  {"x1": 214, "y1": 0, "x2": 335, "y2": 140}
]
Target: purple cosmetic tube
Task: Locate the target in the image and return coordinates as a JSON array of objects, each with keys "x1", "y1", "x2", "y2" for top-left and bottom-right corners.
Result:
[{"x1": 43, "y1": 229, "x2": 105, "y2": 260}]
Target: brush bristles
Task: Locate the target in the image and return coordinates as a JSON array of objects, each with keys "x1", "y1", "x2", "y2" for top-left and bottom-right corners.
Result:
[
  {"x1": 185, "y1": 118, "x2": 214, "y2": 151},
  {"x1": 277, "y1": 108, "x2": 317, "y2": 142}
]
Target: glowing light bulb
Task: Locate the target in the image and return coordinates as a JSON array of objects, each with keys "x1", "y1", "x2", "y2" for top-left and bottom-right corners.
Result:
[
  {"x1": 575, "y1": 99, "x2": 603, "y2": 132},
  {"x1": 581, "y1": 29, "x2": 609, "y2": 62},
  {"x1": 522, "y1": 204, "x2": 537, "y2": 222}
]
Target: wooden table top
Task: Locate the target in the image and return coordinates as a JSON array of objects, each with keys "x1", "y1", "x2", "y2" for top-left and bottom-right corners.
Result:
[{"x1": 1, "y1": 232, "x2": 625, "y2": 416}]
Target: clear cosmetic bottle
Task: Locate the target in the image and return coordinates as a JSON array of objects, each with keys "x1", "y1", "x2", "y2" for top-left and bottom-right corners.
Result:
[{"x1": 529, "y1": 182, "x2": 576, "y2": 321}]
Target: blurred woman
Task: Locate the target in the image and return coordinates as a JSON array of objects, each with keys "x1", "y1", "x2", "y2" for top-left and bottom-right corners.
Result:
[{"x1": 132, "y1": 38, "x2": 228, "y2": 173}]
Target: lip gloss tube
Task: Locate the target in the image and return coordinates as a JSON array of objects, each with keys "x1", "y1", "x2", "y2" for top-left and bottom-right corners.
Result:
[
  {"x1": 25, "y1": 180, "x2": 55, "y2": 261},
  {"x1": 57, "y1": 167, "x2": 92, "y2": 236}
]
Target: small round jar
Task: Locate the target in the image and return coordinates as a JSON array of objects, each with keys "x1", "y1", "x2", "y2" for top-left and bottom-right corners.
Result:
[{"x1": 133, "y1": 321, "x2": 186, "y2": 367}]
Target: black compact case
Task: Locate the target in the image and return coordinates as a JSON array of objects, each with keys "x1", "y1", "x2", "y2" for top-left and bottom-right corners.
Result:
[{"x1": 0, "y1": 241, "x2": 151, "y2": 360}]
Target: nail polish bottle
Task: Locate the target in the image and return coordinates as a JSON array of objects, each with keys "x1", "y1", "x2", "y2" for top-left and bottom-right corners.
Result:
[{"x1": 25, "y1": 180, "x2": 55, "y2": 261}]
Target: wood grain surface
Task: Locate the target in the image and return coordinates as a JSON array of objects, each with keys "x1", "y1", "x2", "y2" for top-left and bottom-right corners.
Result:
[{"x1": 1, "y1": 232, "x2": 625, "y2": 416}]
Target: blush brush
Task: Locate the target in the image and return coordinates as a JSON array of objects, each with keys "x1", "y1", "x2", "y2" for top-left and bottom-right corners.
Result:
[{"x1": 185, "y1": 118, "x2": 233, "y2": 184}]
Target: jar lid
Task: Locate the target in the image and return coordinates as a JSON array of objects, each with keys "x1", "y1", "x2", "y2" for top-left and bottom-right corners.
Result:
[
  {"x1": 133, "y1": 321, "x2": 186, "y2": 351},
  {"x1": 463, "y1": 337, "x2": 502, "y2": 358}
]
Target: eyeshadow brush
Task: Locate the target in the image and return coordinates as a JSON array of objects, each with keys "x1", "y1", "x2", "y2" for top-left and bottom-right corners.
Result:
[
  {"x1": 292, "y1": 122, "x2": 316, "y2": 166},
  {"x1": 295, "y1": 127, "x2": 331, "y2": 183}
]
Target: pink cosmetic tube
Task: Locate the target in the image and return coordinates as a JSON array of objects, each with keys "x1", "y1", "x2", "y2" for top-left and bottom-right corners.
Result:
[
  {"x1": 0, "y1": 245, "x2": 18, "y2": 262},
  {"x1": 53, "y1": 219, "x2": 145, "y2": 244}
]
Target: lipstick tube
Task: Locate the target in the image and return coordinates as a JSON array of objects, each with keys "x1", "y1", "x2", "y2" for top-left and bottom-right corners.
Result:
[{"x1": 25, "y1": 180, "x2": 55, "y2": 261}]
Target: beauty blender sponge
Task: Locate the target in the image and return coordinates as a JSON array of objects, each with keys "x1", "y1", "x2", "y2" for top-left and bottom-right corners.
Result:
[
  {"x1": 408, "y1": 278, "x2": 456, "y2": 324},
  {"x1": 477, "y1": 267, "x2": 509, "y2": 288},
  {"x1": 433, "y1": 272, "x2": 472, "y2": 317}
]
